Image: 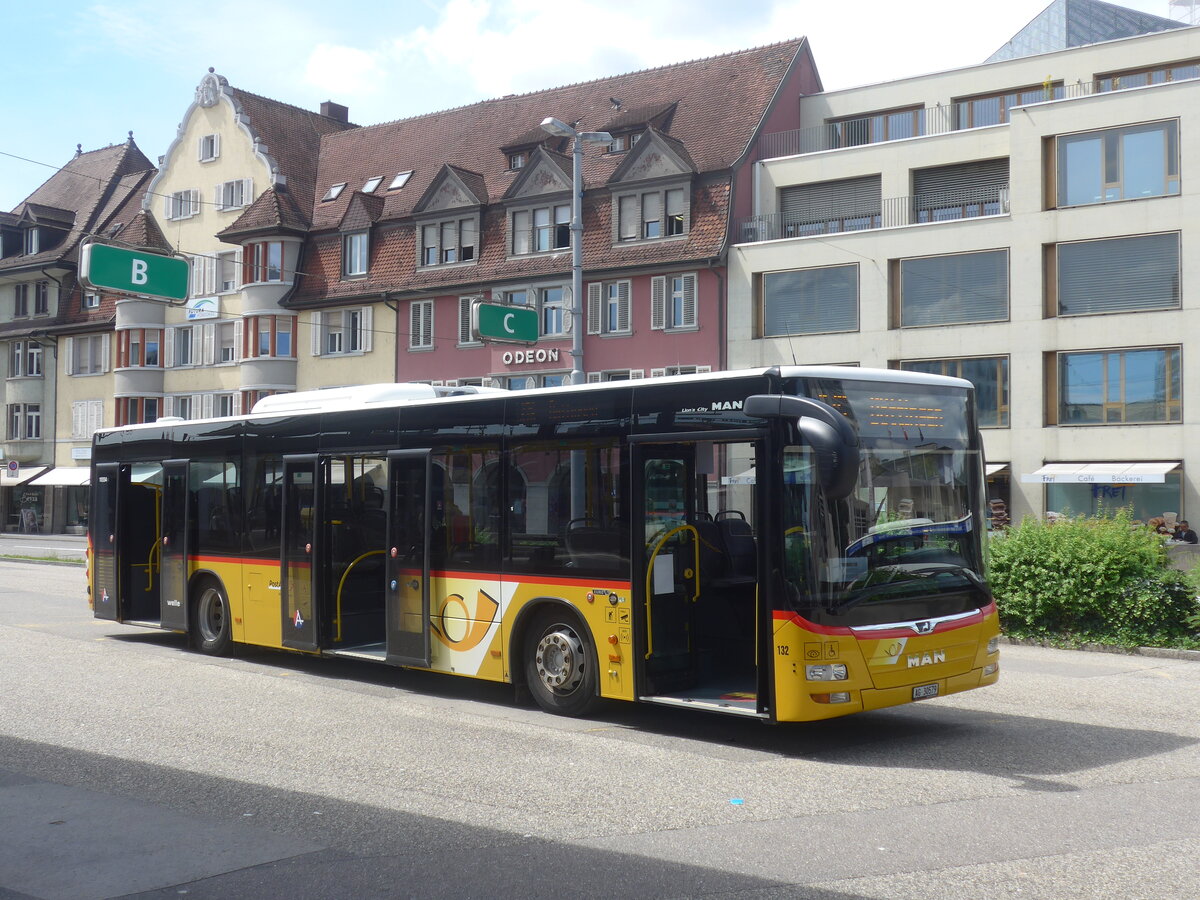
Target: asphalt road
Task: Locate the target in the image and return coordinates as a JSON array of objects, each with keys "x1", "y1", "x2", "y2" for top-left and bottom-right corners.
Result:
[{"x1": 1, "y1": 560, "x2": 1197, "y2": 900}]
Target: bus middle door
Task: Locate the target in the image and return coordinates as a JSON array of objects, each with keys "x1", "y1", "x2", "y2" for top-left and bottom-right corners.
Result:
[
  {"x1": 281, "y1": 454, "x2": 322, "y2": 651},
  {"x1": 384, "y1": 449, "x2": 432, "y2": 667}
]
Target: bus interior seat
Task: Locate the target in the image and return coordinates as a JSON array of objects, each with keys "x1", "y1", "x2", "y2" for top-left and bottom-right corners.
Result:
[
  {"x1": 565, "y1": 520, "x2": 622, "y2": 571},
  {"x1": 717, "y1": 510, "x2": 757, "y2": 579}
]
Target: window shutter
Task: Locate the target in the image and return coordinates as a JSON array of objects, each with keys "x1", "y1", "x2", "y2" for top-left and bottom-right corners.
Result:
[
  {"x1": 213, "y1": 134, "x2": 220, "y2": 158},
  {"x1": 1058, "y1": 233, "x2": 1179, "y2": 315},
  {"x1": 214, "y1": 184, "x2": 224, "y2": 210},
  {"x1": 163, "y1": 328, "x2": 175, "y2": 367},
  {"x1": 101, "y1": 334, "x2": 111, "y2": 372},
  {"x1": 630, "y1": 369, "x2": 644, "y2": 379},
  {"x1": 913, "y1": 158, "x2": 1008, "y2": 220},
  {"x1": 201, "y1": 394, "x2": 214, "y2": 419},
  {"x1": 651, "y1": 276, "x2": 666, "y2": 330},
  {"x1": 587, "y1": 372, "x2": 601, "y2": 383},
  {"x1": 309, "y1": 313, "x2": 322, "y2": 356},
  {"x1": 422, "y1": 302, "x2": 433, "y2": 347},
  {"x1": 162, "y1": 396, "x2": 175, "y2": 417},
  {"x1": 360, "y1": 306, "x2": 373, "y2": 352},
  {"x1": 202, "y1": 324, "x2": 215, "y2": 364},
  {"x1": 229, "y1": 319, "x2": 242, "y2": 362},
  {"x1": 63, "y1": 337, "x2": 74, "y2": 375},
  {"x1": 459, "y1": 296, "x2": 473, "y2": 344},
  {"x1": 763, "y1": 264, "x2": 860, "y2": 336},
  {"x1": 562, "y1": 295, "x2": 573, "y2": 334},
  {"x1": 697, "y1": 365, "x2": 711, "y2": 374},
  {"x1": 617, "y1": 281, "x2": 631, "y2": 332},
  {"x1": 190, "y1": 189, "x2": 200, "y2": 218},
  {"x1": 587, "y1": 283, "x2": 602, "y2": 334},
  {"x1": 651, "y1": 368, "x2": 666, "y2": 378},
  {"x1": 72, "y1": 402, "x2": 85, "y2": 438},
  {"x1": 780, "y1": 175, "x2": 881, "y2": 233},
  {"x1": 163, "y1": 194, "x2": 172, "y2": 218},
  {"x1": 242, "y1": 178, "x2": 254, "y2": 206},
  {"x1": 681, "y1": 274, "x2": 696, "y2": 327}
]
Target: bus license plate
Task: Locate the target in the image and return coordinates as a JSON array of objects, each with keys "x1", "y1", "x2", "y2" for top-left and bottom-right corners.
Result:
[{"x1": 913, "y1": 683, "x2": 939, "y2": 700}]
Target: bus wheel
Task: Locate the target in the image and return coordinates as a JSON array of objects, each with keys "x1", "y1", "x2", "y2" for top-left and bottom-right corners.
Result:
[
  {"x1": 524, "y1": 610, "x2": 598, "y2": 717},
  {"x1": 192, "y1": 580, "x2": 232, "y2": 656}
]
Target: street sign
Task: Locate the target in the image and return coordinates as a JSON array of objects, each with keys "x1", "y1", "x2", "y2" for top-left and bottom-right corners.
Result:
[
  {"x1": 472, "y1": 300, "x2": 538, "y2": 344},
  {"x1": 79, "y1": 242, "x2": 190, "y2": 302}
]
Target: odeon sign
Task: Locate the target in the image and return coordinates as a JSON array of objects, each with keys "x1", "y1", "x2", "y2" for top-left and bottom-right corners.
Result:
[{"x1": 501, "y1": 348, "x2": 560, "y2": 366}]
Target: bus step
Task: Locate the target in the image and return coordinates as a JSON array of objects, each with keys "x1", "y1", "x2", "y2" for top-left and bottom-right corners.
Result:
[{"x1": 325, "y1": 642, "x2": 387, "y2": 662}]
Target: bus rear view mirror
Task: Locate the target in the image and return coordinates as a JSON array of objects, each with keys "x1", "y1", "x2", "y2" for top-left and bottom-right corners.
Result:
[{"x1": 744, "y1": 394, "x2": 861, "y2": 500}]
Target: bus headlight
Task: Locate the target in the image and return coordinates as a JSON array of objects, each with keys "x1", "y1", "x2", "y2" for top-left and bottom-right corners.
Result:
[
  {"x1": 987, "y1": 636, "x2": 1000, "y2": 654},
  {"x1": 806, "y1": 663, "x2": 847, "y2": 681},
  {"x1": 983, "y1": 663, "x2": 999, "y2": 677}
]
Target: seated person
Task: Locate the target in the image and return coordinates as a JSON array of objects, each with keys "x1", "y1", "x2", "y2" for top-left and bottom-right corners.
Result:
[{"x1": 1172, "y1": 520, "x2": 1198, "y2": 544}]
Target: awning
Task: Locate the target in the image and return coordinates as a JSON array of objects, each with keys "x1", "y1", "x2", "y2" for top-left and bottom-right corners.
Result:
[
  {"x1": 985, "y1": 463, "x2": 1009, "y2": 477},
  {"x1": 1, "y1": 465, "x2": 49, "y2": 487},
  {"x1": 1021, "y1": 462, "x2": 1180, "y2": 484},
  {"x1": 28, "y1": 467, "x2": 91, "y2": 486}
]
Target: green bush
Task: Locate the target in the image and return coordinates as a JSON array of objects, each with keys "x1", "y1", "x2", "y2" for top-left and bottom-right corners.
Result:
[{"x1": 987, "y1": 510, "x2": 1200, "y2": 649}]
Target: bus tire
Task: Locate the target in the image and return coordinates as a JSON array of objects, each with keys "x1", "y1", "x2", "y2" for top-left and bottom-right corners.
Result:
[
  {"x1": 524, "y1": 609, "x2": 599, "y2": 717},
  {"x1": 191, "y1": 578, "x2": 232, "y2": 656}
]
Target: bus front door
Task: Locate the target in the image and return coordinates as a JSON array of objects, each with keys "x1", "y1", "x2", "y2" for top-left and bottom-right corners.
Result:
[
  {"x1": 635, "y1": 444, "x2": 700, "y2": 695},
  {"x1": 281, "y1": 454, "x2": 321, "y2": 651},
  {"x1": 91, "y1": 462, "x2": 125, "y2": 622},
  {"x1": 160, "y1": 459, "x2": 190, "y2": 632},
  {"x1": 385, "y1": 450, "x2": 432, "y2": 667}
]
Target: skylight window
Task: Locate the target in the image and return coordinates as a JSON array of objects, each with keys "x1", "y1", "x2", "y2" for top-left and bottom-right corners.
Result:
[
  {"x1": 388, "y1": 171, "x2": 413, "y2": 190},
  {"x1": 322, "y1": 182, "x2": 347, "y2": 202},
  {"x1": 362, "y1": 176, "x2": 383, "y2": 193}
]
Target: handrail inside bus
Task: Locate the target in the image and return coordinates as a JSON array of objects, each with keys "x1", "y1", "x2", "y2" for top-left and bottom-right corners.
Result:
[
  {"x1": 643, "y1": 524, "x2": 700, "y2": 660},
  {"x1": 334, "y1": 550, "x2": 386, "y2": 642}
]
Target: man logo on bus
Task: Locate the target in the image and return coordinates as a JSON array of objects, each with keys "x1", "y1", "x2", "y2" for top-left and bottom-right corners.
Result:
[{"x1": 711, "y1": 400, "x2": 743, "y2": 411}]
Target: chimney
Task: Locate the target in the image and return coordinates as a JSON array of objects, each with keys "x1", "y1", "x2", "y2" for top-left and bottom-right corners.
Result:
[{"x1": 321, "y1": 101, "x2": 349, "y2": 124}]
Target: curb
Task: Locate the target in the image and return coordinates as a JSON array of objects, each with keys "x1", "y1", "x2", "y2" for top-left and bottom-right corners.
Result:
[
  {"x1": 1000, "y1": 635, "x2": 1200, "y2": 662},
  {"x1": 0, "y1": 555, "x2": 85, "y2": 567}
]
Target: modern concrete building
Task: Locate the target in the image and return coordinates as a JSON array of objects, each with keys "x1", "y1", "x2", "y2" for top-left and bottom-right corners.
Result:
[{"x1": 728, "y1": 22, "x2": 1199, "y2": 525}]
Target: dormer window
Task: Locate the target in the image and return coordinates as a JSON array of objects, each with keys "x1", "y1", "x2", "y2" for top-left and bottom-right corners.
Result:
[
  {"x1": 511, "y1": 203, "x2": 570, "y2": 255},
  {"x1": 199, "y1": 134, "x2": 220, "y2": 162},
  {"x1": 616, "y1": 186, "x2": 687, "y2": 242},
  {"x1": 343, "y1": 231, "x2": 369, "y2": 277},
  {"x1": 321, "y1": 182, "x2": 347, "y2": 202},
  {"x1": 419, "y1": 218, "x2": 477, "y2": 267},
  {"x1": 362, "y1": 176, "x2": 383, "y2": 193},
  {"x1": 509, "y1": 152, "x2": 526, "y2": 170},
  {"x1": 607, "y1": 135, "x2": 627, "y2": 153},
  {"x1": 23, "y1": 228, "x2": 38, "y2": 255},
  {"x1": 388, "y1": 171, "x2": 413, "y2": 190}
]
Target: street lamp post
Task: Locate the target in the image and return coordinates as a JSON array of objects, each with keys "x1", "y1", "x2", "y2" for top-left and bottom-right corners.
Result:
[{"x1": 539, "y1": 117, "x2": 612, "y2": 386}]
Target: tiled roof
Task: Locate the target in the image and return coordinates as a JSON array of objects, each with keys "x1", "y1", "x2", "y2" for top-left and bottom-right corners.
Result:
[
  {"x1": 305, "y1": 39, "x2": 806, "y2": 232},
  {"x1": 229, "y1": 87, "x2": 356, "y2": 209},
  {"x1": 1, "y1": 139, "x2": 156, "y2": 273},
  {"x1": 218, "y1": 185, "x2": 312, "y2": 240}
]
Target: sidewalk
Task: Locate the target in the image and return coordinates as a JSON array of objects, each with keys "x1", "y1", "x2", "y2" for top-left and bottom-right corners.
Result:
[{"x1": 0, "y1": 532, "x2": 86, "y2": 563}]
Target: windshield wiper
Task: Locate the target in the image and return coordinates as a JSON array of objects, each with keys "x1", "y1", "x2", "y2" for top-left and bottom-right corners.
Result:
[{"x1": 827, "y1": 563, "x2": 988, "y2": 615}]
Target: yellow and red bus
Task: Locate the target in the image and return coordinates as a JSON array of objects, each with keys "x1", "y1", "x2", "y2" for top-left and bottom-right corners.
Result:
[{"x1": 89, "y1": 367, "x2": 1000, "y2": 721}]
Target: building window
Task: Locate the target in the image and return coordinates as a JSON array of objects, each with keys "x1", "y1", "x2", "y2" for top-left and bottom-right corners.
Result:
[
  {"x1": 761, "y1": 264, "x2": 857, "y2": 337},
  {"x1": 1056, "y1": 120, "x2": 1179, "y2": 207},
  {"x1": 217, "y1": 393, "x2": 240, "y2": 418},
  {"x1": 511, "y1": 205, "x2": 569, "y2": 255},
  {"x1": 70, "y1": 400, "x2": 104, "y2": 440},
  {"x1": 362, "y1": 176, "x2": 383, "y2": 193},
  {"x1": 174, "y1": 395, "x2": 193, "y2": 420},
  {"x1": 388, "y1": 171, "x2": 413, "y2": 190},
  {"x1": 1046, "y1": 471, "x2": 1181, "y2": 522},
  {"x1": 898, "y1": 250, "x2": 1008, "y2": 327},
  {"x1": 314, "y1": 307, "x2": 372, "y2": 356},
  {"x1": 115, "y1": 397, "x2": 160, "y2": 426},
  {"x1": 70, "y1": 335, "x2": 107, "y2": 375},
  {"x1": 779, "y1": 176, "x2": 881, "y2": 237},
  {"x1": 7, "y1": 341, "x2": 42, "y2": 378},
  {"x1": 829, "y1": 106, "x2": 925, "y2": 147},
  {"x1": 243, "y1": 241, "x2": 284, "y2": 283},
  {"x1": 617, "y1": 187, "x2": 688, "y2": 242},
  {"x1": 14, "y1": 284, "x2": 28, "y2": 317},
  {"x1": 1058, "y1": 346, "x2": 1181, "y2": 425},
  {"x1": 419, "y1": 218, "x2": 476, "y2": 266},
  {"x1": 1055, "y1": 233, "x2": 1180, "y2": 316},
  {"x1": 607, "y1": 135, "x2": 627, "y2": 153},
  {"x1": 116, "y1": 329, "x2": 162, "y2": 368},
  {"x1": 24, "y1": 228, "x2": 39, "y2": 255},
  {"x1": 509, "y1": 152, "x2": 526, "y2": 170},
  {"x1": 165, "y1": 189, "x2": 200, "y2": 220},
  {"x1": 586, "y1": 281, "x2": 630, "y2": 335},
  {"x1": 33, "y1": 281, "x2": 48, "y2": 315},
  {"x1": 199, "y1": 134, "x2": 220, "y2": 162},
  {"x1": 901, "y1": 357, "x2": 1009, "y2": 427},
  {"x1": 82, "y1": 292, "x2": 100, "y2": 309},
  {"x1": 321, "y1": 183, "x2": 347, "y2": 202},
  {"x1": 651, "y1": 273, "x2": 697, "y2": 331},
  {"x1": 172, "y1": 327, "x2": 195, "y2": 367},
  {"x1": 217, "y1": 251, "x2": 239, "y2": 292},
  {"x1": 218, "y1": 321, "x2": 237, "y2": 363},
  {"x1": 215, "y1": 178, "x2": 252, "y2": 210},
  {"x1": 343, "y1": 231, "x2": 369, "y2": 276},
  {"x1": 1097, "y1": 60, "x2": 1199, "y2": 93},
  {"x1": 410, "y1": 300, "x2": 433, "y2": 350},
  {"x1": 6, "y1": 403, "x2": 40, "y2": 440},
  {"x1": 913, "y1": 158, "x2": 1010, "y2": 223},
  {"x1": 955, "y1": 84, "x2": 1063, "y2": 129},
  {"x1": 244, "y1": 315, "x2": 294, "y2": 358},
  {"x1": 539, "y1": 287, "x2": 566, "y2": 336}
]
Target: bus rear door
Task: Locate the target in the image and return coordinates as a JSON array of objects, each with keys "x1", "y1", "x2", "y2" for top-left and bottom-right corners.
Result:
[
  {"x1": 92, "y1": 461, "x2": 161, "y2": 625},
  {"x1": 385, "y1": 449, "x2": 432, "y2": 667},
  {"x1": 281, "y1": 454, "x2": 321, "y2": 651},
  {"x1": 91, "y1": 462, "x2": 125, "y2": 622},
  {"x1": 159, "y1": 459, "x2": 190, "y2": 632}
]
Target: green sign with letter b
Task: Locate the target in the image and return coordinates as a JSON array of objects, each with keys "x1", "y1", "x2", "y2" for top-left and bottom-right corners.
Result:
[{"x1": 80, "y1": 243, "x2": 190, "y2": 302}]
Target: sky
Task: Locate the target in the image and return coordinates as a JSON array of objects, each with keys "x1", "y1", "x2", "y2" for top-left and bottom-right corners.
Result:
[{"x1": 0, "y1": 0, "x2": 1187, "y2": 210}]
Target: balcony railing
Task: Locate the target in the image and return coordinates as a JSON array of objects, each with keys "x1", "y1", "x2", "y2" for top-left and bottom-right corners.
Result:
[
  {"x1": 735, "y1": 184, "x2": 1009, "y2": 243},
  {"x1": 760, "y1": 72, "x2": 1197, "y2": 160}
]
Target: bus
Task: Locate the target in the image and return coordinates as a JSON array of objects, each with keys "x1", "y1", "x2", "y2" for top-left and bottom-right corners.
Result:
[{"x1": 88, "y1": 366, "x2": 1000, "y2": 722}]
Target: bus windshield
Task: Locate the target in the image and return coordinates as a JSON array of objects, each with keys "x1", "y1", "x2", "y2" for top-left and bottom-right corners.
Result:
[{"x1": 783, "y1": 377, "x2": 989, "y2": 627}]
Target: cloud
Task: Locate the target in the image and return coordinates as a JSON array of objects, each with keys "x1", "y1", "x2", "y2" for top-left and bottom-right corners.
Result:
[{"x1": 304, "y1": 44, "x2": 387, "y2": 99}]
